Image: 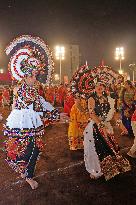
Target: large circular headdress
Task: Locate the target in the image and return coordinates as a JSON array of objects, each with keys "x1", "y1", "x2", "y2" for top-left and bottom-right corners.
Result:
[
  {"x1": 5, "y1": 35, "x2": 54, "y2": 85},
  {"x1": 71, "y1": 64, "x2": 124, "y2": 98},
  {"x1": 71, "y1": 65, "x2": 95, "y2": 98}
]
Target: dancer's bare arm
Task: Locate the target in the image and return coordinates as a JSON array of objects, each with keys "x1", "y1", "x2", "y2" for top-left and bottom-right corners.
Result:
[
  {"x1": 88, "y1": 97, "x2": 108, "y2": 136},
  {"x1": 12, "y1": 86, "x2": 19, "y2": 110}
]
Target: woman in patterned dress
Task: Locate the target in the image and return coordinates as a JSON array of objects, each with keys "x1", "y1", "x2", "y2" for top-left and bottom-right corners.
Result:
[
  {"x1": 4, "y1": 71, "x2": 45, "y2": 189},
  {"x1": 84, "y1": 82, "x2": 131, "y2": 180}
]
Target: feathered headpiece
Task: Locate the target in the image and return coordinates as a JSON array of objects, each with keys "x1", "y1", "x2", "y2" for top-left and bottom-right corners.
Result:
[
  {"x1": 5, "y1": 35, "x2": 54, "y2": 85},
  {"x1": 71, "y1": 64, "x2": 124, "y2": 98}
]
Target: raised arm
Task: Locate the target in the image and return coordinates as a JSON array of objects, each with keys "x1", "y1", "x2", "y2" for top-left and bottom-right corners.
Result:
[{"x1": 12, "y1": 86, "x2": 19, "y2": 110}]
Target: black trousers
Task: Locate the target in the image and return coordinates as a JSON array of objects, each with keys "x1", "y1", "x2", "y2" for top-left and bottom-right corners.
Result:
[{"x1": 17, "y1": 140, "x2": 40, "y2": 179}]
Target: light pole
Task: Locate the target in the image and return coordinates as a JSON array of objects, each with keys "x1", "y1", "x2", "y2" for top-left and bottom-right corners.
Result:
[
  {"x1": 55, "y1": 46, "x2": 65, "y2": 84},
  {"x1": 115, "y1": 47, "x2": 124, "y2": 74},
  {"x1": 129, "y1": 63, "x2": 136, "y2": 83}
]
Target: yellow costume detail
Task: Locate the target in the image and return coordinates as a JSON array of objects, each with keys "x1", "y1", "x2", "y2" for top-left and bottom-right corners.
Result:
[{"x1": 68, "y1": 99, "x2": 89, "y2": 150}]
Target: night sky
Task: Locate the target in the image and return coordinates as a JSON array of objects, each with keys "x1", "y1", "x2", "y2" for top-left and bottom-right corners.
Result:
[{"x1": 0, "y1": 0, "x2": 136, "y2": 72}]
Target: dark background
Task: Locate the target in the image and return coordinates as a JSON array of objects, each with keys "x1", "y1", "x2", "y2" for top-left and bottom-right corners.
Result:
[{"x1": 0, "y1": 0, "x2": 136, "y2": 72}]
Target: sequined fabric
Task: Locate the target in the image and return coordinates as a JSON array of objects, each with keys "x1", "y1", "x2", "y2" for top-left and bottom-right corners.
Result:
[{"x1": 4, "y1": 82, "x2": 44, "y2": 176}]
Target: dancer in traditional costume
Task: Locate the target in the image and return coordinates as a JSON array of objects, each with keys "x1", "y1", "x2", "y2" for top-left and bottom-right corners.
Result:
[
  {"x1": 68, "y1": 64, "x2": 95, "y2": 151},
  {"x1": 71, "y1": 64, "x2": 131, "y2": 181},
  {"x1": 5, "y1": 72, "x2": 45, "y2": 188},
  {"x1": 68, "y1": 96, "x2": 89, "y2": 150},
  {"x1": 119, "y1": 80, "x2": 136, "y2": 136},
  {"x1": 4, "y1": 35, "x2": 54, "y2": 189},
  {"x1": 84, "y1": 82, "x2": 131, "y2": 180}
]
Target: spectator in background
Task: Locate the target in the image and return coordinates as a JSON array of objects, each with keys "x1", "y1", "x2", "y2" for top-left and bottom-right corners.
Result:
[
  {"x1": 2, "y1": 87, "x2": 10, "y2": 108},
  {"x1": 64, "y1": 88, "x2": 75, "y2": 116},
  {"x1": 119, "y1": 80, "x2": 136, "y2": 136}
]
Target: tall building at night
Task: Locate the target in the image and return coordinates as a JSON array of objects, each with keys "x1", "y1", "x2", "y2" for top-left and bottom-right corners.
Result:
[{"x1": 52, "y1": 44, "x2": 81, "y2": 84}]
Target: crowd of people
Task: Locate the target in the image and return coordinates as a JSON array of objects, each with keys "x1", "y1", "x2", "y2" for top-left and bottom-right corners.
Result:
[
  {"x1": 68, "y1": 79, "x2": 136, "y2": 181},
  {"x1": 1, "y1": 35, "x2": 136, "y2": 191},
  {"x1": 1, "y1": 78, "x2": 136, "y2": 187}
]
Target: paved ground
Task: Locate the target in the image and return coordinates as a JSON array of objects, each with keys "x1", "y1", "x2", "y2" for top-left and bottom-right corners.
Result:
[{"x1": 0, "y1": 107, "x2": 136, "y2": 205}]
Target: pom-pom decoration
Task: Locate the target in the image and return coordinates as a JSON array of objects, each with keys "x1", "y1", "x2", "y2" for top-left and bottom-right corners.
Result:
[
  {"x1": 71, "y1": 64, "x2": 124, "y2": 99},
  {"x1": 5, "y1": 35, "x2": 54, "y2": 85},
  {"x1": 91, "y1": 65, "x2": 124, "y2": 86},
  {"x1": 70, "y1": 65, "x2": 95, "y2": 98}
]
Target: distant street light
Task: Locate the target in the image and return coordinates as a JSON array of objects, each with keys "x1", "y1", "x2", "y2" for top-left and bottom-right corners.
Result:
[
  {"x1": 54, "y1": 73, "x2": 60, "y2": 81},
  {"x1": 115, "y1": 47, "x2": 124, "y2": 74},
  {"x1": 55, "y1": 46, "x2": 65, "y2": 84},
  {"x1": 118, "y1": 69, "x2": 124, "y2": 75},
  {"x1": 129, "y1": 63, "x2": 136, "y2": 83},
  {"x1": 0, "y1": 68, "x2": 4, "y2": 74}
]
